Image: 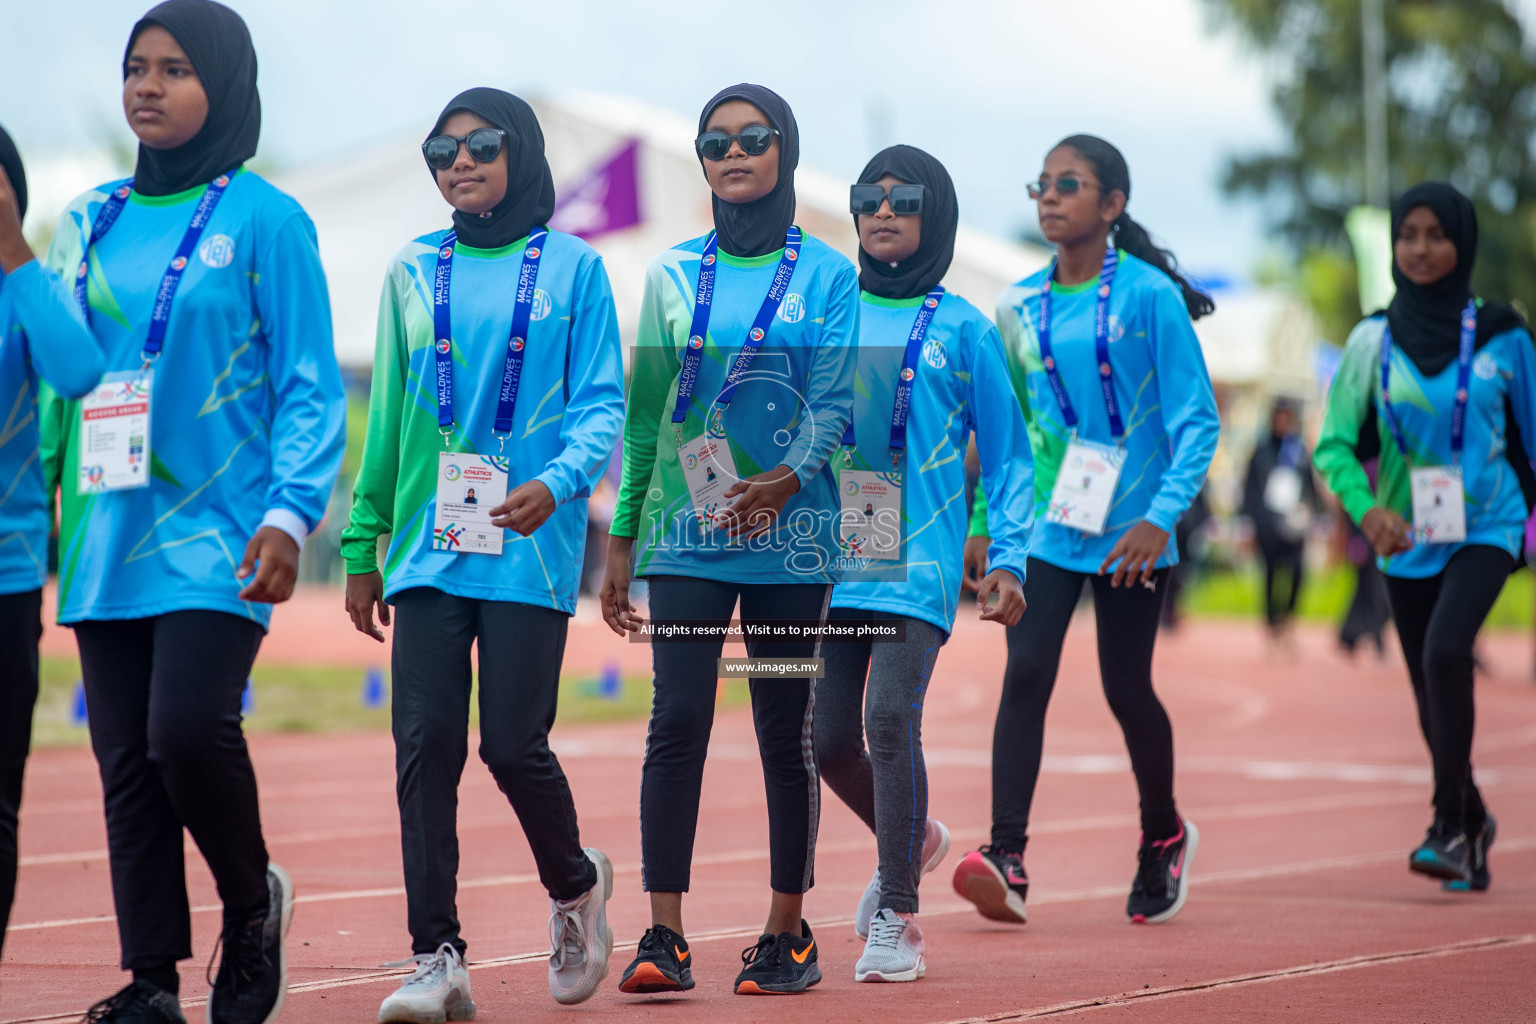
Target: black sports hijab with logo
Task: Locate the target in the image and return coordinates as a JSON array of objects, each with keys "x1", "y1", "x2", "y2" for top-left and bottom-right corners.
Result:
[
  {"x1": 427, "y1": 88, "x2": 555, "y2": 251},
  {"x1": 697, "y1": 84, "x2": 799, "y2": 259},
  {"x1": 853, "y1": 145, "x2": 958, "y2": 300},
  {"x1": 123, "y1": 0, "x2": 260, "y2": 197},
  {"x1": 0, "y1": 124, "x2": 26, "y2": 222}
]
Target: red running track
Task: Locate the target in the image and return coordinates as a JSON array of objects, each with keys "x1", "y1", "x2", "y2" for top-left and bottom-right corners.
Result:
[{"x1": 8, "y1": 601, "x2": 1536, "y2": 1023}]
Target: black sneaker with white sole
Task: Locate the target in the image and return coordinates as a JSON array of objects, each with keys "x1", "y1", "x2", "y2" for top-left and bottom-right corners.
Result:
[
  {"x1": 1444, "y1": 815, "x2": 1497, "y2": 892},
  {"x1": 1410, "y1": 820, "x2": 1471, "y2": 882},
  {"x1": 82, "y1": 981, "x2": 186, "y2": 1023},
  {"x1": 951, "y1": 845, "x2": 1029, "y2": 924},
  {"x1": 1126, "y1": 820, "x2": 1199, "y2": 924},
  {"x1": 734, "y1": 920, "x2": 820, "y2": 995},
  {"x1": 206, "y1": 863, "x2": 294, "y2": 1024}
]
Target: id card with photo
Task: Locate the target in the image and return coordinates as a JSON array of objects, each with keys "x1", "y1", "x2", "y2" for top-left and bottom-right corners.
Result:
[
  {"x1": 1410, "y1": 465, "x2": 1466, "y2": 544},
  {"x1": 79, "y1": 370, "x2": 152, "y2": 494},
  {"x1": 1047, "y1": 438, "x2": 1125, "y2": 536},
  {"x1": 433, "y1": 452, "x2": 509, "y2": 555},
  {"x1": 678, "y1": 433, "x2": 739, "y2": 529},
  {"x1": 838, "y1": 469, "x2": 902, "y2": 560}
]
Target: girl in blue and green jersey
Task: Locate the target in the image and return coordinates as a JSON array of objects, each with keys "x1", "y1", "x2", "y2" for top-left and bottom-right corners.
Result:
[
  {"x1": 813, "y1": 145, "x2": 1033, "y2": 984},
  {"x1": 1314, "y1": 182, "x2": 1536, "y2": 892},
  {"x1": 600, "y1": 83, "x2": 858, "y2": 998},
  {"x1": 39, "y1": 3, "x2": 346, "y2": 1018},
  {"x1": 0, "y1": 124, "x2": 103, "y2": 965},
  {"x1": 342, "y1": 88, "x2": 624, "y2": 1018},
  {"x1": 952, "y1": 135, "x2": 1219, "y2": 930}
]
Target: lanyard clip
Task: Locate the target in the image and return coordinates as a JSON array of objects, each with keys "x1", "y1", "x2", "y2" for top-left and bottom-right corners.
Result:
[
  {"x1": 842, "y1": 445, "x2": 853, "y2": 468},
  {"x1": 674, "y1": 425, "x2": 684, "y2": 451},
  {"x1": 494, "y1": 431, "x2": 510, "y2": 455},
  {"x1": 439, "y1": 424, "x2": 453, "y2": 450}
]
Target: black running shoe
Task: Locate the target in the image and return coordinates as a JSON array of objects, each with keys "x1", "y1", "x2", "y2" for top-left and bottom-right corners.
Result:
[
  {"x1": 1410, "y1": 820, "x2": 1470, "y2": 882},
  {"x1": 952, "y1": 845, "x2": 1029, "y2": 923},
  {"x1": 618, "y1": 925, "x2": 695, "y2": 994},
  {"x1": 1443, "y1": 815, "x2": 1496, "y2": 892},
  {"x1": 734, "y1": 920, "x2": 821, "y2": 995},
  {"x1": 82, "y1": 981, "x2": 186, "y2": 1023},
  {"x1": 206, "y1": 864, "x2": 294, "y2": 1024},
  {"x1": 1126, "y1": 820, "x2": 1200, "y2": 924}
]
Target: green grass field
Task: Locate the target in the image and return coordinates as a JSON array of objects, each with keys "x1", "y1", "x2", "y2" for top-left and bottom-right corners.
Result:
[{"x1": 31, "y1": 658, "x2": 752, "y2": 749}]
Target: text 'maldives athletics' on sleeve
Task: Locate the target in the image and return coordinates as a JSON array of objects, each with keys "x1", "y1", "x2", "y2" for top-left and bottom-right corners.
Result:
[
  {"x1": 610, "y1": 258, "x2": 680, "y2": 541},
  {"x1": 533, "y1": 252, "x2": 625, "y2": 506},
  {"x1": 1141, "y1": 283, "x2": 1220, "y2": 534},
  {"x1": 256, "y1": 211, "x2": 347, "y2": 549},
  {"x1": 969, "y1": 287, "x2": 1036, "y2": 539},
  {"x1": 6, "y1": 260, "x2": 104, "y2": 399},
  {"x1": 970, "y1": 321, "x2": 1034, "y2": 584},
  {"x1": 1312, "y1": 318, "x2": 1382, "y2": 526},
  {"x1": 781, "y1": 260, "x2": 858, "y2": 488},
  {"x1": 339, "y1": 263, "x2": 409, "y2": 575}
]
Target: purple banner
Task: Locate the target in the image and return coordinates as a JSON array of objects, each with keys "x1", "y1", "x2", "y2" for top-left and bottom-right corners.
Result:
[{"x1": 549, "y1": 138, "x2": 643, "y2": 239}]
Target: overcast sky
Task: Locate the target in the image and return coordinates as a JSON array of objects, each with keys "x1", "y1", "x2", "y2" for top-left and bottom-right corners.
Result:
[{"x1": 5, "y1": 0, "x2": 1533, "y2": 280}]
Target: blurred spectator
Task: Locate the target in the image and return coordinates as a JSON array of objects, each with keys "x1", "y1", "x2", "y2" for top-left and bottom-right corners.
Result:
[{"x1": 1241, "y1": 398, "x2": 1318, "y2": 651}]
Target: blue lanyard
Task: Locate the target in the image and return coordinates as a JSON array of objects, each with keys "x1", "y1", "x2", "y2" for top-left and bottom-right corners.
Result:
[
  {"x1": 672, "y1": 228, "x2": 802, "y2": 445},
  {"x1": 73, "y1": 174, "x2": 232, "y2": 365},
  {"x1": 431, "y1": 228, "x2": 547, "y2": 450},
  {"x1": 1038, "y1": 248, "x2": 1122, "y2": 440},
  {"x1": 1380, "y1": 299, "x2": 1476, "y2": 462},
  {"x1": 840, "y1": 288, "x2": 945, "y2": 464}
]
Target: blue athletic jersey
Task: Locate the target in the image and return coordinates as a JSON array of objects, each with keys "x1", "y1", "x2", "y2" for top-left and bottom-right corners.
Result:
[
  {"x1": 1315, "y1": 314, "x2": 1536, "y2": 578},
  {"x1": 612, "y1": 231, "x2": 859, "y2": 584},
  {"x1": 976, "y1": 251, "x2": 1219, "y2": 572},
  {"x1": 41, "y1": 170, "x2": 347, "y2": 627},
  {"x1": 0, "y1": 260, "x2": 103, "y2": 595},
  {"x1": 832, "y1": 291, "x2": 1033, "y2": 635},
  {"x1": 341, "y1": 229, "x2": 625, "y2": 612}
]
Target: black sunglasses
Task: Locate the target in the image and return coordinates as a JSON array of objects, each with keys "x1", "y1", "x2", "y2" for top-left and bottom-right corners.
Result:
[
  {"x1": 423, "y1": 128, "x2": 509, "y2": 171},
  {"x1": 696, "y1": 124, "x2": 779, "y2": 161},
  {"x1": 1026, "y1": 176, "x2": 1098, "y2": 200},
  {"x1": 850, "y1": 183, "x2": 925, "y2": 216}
]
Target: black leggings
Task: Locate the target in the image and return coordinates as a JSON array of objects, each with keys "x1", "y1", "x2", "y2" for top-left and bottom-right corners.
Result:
[
  {"x1": 390, "y1": 588, "x2": 595, "y2": 957},
  {"x1": 1384, "y1": 544, "x2": 1512, "y2": 832},
  {"x1": 991, "y1": 557, "x2": 1179, "y2": 851},
  {"x1": 1259, "y1": 538, "x2": 1305, "y2": 629},
  {"x1": 0, "y1": 589, "x2": 42, "y2": 958},
  {"x1": 640, "y1": 575, "x2": 828, "y2": 895},
  {"x1": 74, "y1": 612, "x2": 269, "y2": 972}
]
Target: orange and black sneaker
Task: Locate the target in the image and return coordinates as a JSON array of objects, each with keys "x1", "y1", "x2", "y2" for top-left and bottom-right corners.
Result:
[
  {"x1": 734, "y1": 920, "x2": 821, "y2": 995},
  {"x1": 618, "y1": 925, "x2": 694, "y2": 994}
]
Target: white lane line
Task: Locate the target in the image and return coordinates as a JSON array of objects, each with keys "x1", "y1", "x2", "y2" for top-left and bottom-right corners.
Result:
[
  {"x1": 933, "y1": 934, "x2": 1536, "y2": 1021},
  {"x1": 7, "y1": 840, "x2": 1535, "y2": 1023}
]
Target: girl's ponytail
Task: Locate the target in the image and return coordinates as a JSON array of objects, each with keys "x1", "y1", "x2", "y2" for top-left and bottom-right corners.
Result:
[{"x1": 1054, "y1": 134, "x2": 1216, "y2": 321}]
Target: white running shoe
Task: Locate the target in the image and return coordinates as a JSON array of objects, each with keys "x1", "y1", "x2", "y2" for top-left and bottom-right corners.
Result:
[
  {"x1": 854, "y1": 817, "x2": 952, "y2": 939},
  {"x1": 548, "y1": 848, "x2": 614, "y2": 1005},
  {"x1": 855, "y1": 908, "x2": 925, "y2": 982},
  {"x1": 377, "y1": 943, "x2": 476, "y2": 1024}
]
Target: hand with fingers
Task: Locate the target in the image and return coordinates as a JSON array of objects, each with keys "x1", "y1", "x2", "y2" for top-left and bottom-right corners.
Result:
[
  {"x1": 490, "y1": 479, "x2": 556, "y2": 536},
  {"x1": 600, "y1": 535, "x2": 644, "y2": 637},
  {"x1": 714, "y1": 463, "x2": 801, "y2": 541},
  {"x1": 975, "y1": 567, "x2": 1026, "y2": 626},
  {"x1": 961, "y1": 534, "x2": 990, "y2": 595},
  {"x1": 1098, "y1": 520, "x2": 1169, "y2": 588},
  {"x1": 345, "y1": 570, "x2": 391, "y2": 642},
  {"x1": 1361, "y1": 507, "x2": 1413, "y2": 557},
  {"x1": 235, "y1": 526, "x2": 301, "y2": 604}
]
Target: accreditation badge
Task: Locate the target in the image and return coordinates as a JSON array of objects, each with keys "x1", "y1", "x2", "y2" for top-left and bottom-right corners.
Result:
[
  {"x1": 678, "y1": 433, "x2": 740, "y2": 530},
  {"x1": 1047, "y1": 438, "x2": 1125, "y2": 536},
  {"x1": 1410, "y1": 465, "x2": 1466, "y2": 544},
  {"x1": 78, "y1": 370, "x2": 153, "y2": 494},
  {"x1": 433, "y1": 452, "x2": 509, "y2": 555},
  {"x1": 838, "y1": 469, "x2": 902, "y2": 561}
]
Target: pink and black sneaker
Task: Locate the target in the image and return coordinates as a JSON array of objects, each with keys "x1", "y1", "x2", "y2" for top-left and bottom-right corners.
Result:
[
  {"x1": 951, "y1": 845, "x2": 1029, "y2": 924},
  {"x1": 1127, "y1": 820, "x2": 1199, "y2": 924}
]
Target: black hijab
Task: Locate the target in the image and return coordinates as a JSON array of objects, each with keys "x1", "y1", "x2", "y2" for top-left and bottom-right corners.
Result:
[
  {"x1": 853, "y1": 145, "x2": 958, "y2": 299},
  {"x1": 1386, "y1": 181, "x2": 1524, "y2": 376},
  {"x1": 123, "y1": 0, "x2": 260, "y2": 197},
  {"x1": 427, "y1": 88, "x2": 555, "y2": 250},
  {"x1": 697, "y1": 84, "x2": 798, "y2": 258},
  {"x1": 0, "y1": 124, "x2": 26, "y2": 223}
]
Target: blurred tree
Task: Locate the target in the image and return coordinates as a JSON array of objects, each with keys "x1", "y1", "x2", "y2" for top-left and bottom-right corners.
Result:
[{"x1": 1203, "y1": 0, "x2": 1536, "y2": 341}]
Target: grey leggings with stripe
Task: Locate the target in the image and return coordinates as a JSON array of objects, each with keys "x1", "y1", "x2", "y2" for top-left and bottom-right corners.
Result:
[{"x1": 814, "y1": 609, "x2": 944, "y2": 913}]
